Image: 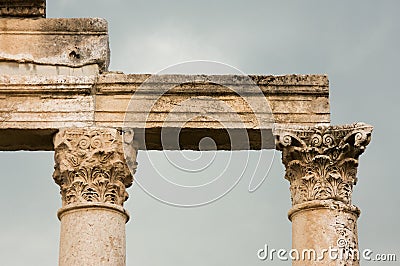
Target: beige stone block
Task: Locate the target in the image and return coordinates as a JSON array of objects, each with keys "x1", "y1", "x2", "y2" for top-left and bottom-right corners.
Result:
[
  {"x1": 0, "y1": 0, "x2": 45, "y2": 18},
  {"x1": 58, "y1": 204, "x2": 128, "y2": 266},
  {"x1": 0, "y1": 18, "x2": 109, "y2": 71},
  {"x1": 0, "y1": 62, "x2": 99, "y2": 76}
]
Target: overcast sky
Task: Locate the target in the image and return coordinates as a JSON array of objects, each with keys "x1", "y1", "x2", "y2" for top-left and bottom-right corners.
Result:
[{"x1": 0, "y1": 1, "x2": 399, "y2": 265}]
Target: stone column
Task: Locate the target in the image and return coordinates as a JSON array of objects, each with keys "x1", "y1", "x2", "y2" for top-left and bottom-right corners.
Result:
[
  {"x1": 274, "y1": 123, "x2": 372, "y2": 265},
  {"x1": 53, "y1": 128, "x2": 137, "y2": 266}
]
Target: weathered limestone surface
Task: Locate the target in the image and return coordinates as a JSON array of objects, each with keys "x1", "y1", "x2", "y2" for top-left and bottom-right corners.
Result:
[
  {"x1": 53, "y1": 128, "x2": 135, "y2": 207},
  {"x1": 97, "y1": 73, "x2": 329, "y2": 127},
  {"x1": 0, "y1": 0, "x2": 45, "y2": 17},
  {"x1": 0, "y1": 18, "x2": 109, "y2": 72},
  {"x1": 58, "y1": 205, "x2": 127, "y2": 266},
  {"x1": 0, "y1": 73, "x2": 329, "y2": 150},
  {"x1": 275, "y1": 123, "x2": 373, "y2": 265},
  {"x1": 0, "y1": 2, "x2": 374, "y2": 266},
  {"x1": 0, "y1": 2, "x2": 375, "y2": 266},
  {"x1": 53, "y1": 127, "x2": 137, "y2": 266},
  {"x1": 0, "y1": 9, "x2": 329, "y2": 151}
]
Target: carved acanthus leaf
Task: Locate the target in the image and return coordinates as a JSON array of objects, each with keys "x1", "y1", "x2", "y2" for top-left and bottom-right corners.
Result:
[
  {"x1": 275, "y1": 123, "x2": 372, "y2": 206},
  {"x1": 53, "y1": 128, "x2": 137, "y2": 207}
]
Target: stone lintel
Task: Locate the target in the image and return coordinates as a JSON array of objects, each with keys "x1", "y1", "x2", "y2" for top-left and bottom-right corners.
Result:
[
  {"x1": 0, "y1": 0, "x2": 46, "y2": 18},
  {"x1": 0, "y1": 18, "x2": 109, "y2": 72},
  {"x1": 0, "y1": 73, "x2": 329, "y2": 150}
]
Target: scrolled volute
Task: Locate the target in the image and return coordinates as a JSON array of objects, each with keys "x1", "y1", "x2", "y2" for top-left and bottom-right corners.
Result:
[
  {"x1": 274, "y1": 123, "x2": 372, "y2": 206},
  {"x1": 53, "y1": 128, "x2": 137, "y2": 207}
]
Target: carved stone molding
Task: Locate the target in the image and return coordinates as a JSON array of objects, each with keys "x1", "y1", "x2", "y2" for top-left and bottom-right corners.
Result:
[
  {"x1": 53, "y1": 128, "x2": 137, "y2": 207},
  {"x1": 274, "y1": 123, "x2": 373, "y2": 208},
  {"x1": 0, "y1": 0, "x2": 46, "y2": 17}
]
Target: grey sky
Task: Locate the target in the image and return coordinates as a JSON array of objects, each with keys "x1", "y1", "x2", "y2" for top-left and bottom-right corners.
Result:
[{"x1": 0, "y1": 0, "x2": 399, "y2": 265}]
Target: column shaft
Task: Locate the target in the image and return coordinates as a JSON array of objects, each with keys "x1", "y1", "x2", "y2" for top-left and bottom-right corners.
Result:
[{"x1": 58, "y1": 204, "x2": 128, "y2": 265}]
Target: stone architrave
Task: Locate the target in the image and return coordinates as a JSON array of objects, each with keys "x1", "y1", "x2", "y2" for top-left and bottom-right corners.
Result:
[
  {"x1": 275, "y1": 123, "x2": 373, "y2": 265},
  {"x1": 0, "y1": 0, "x2": 46, "y2": 17},
  {"x1": 53, "y1": 127, "x2": 138, "y2": 266}
]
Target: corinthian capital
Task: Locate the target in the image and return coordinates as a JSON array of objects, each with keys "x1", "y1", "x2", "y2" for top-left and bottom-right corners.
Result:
[
  {"x1": 53, "y1": 128, "x2": 137, "y2": 207},
  {"x1": 274, "y1": 123, "x2": 372, "y2": 207}
]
